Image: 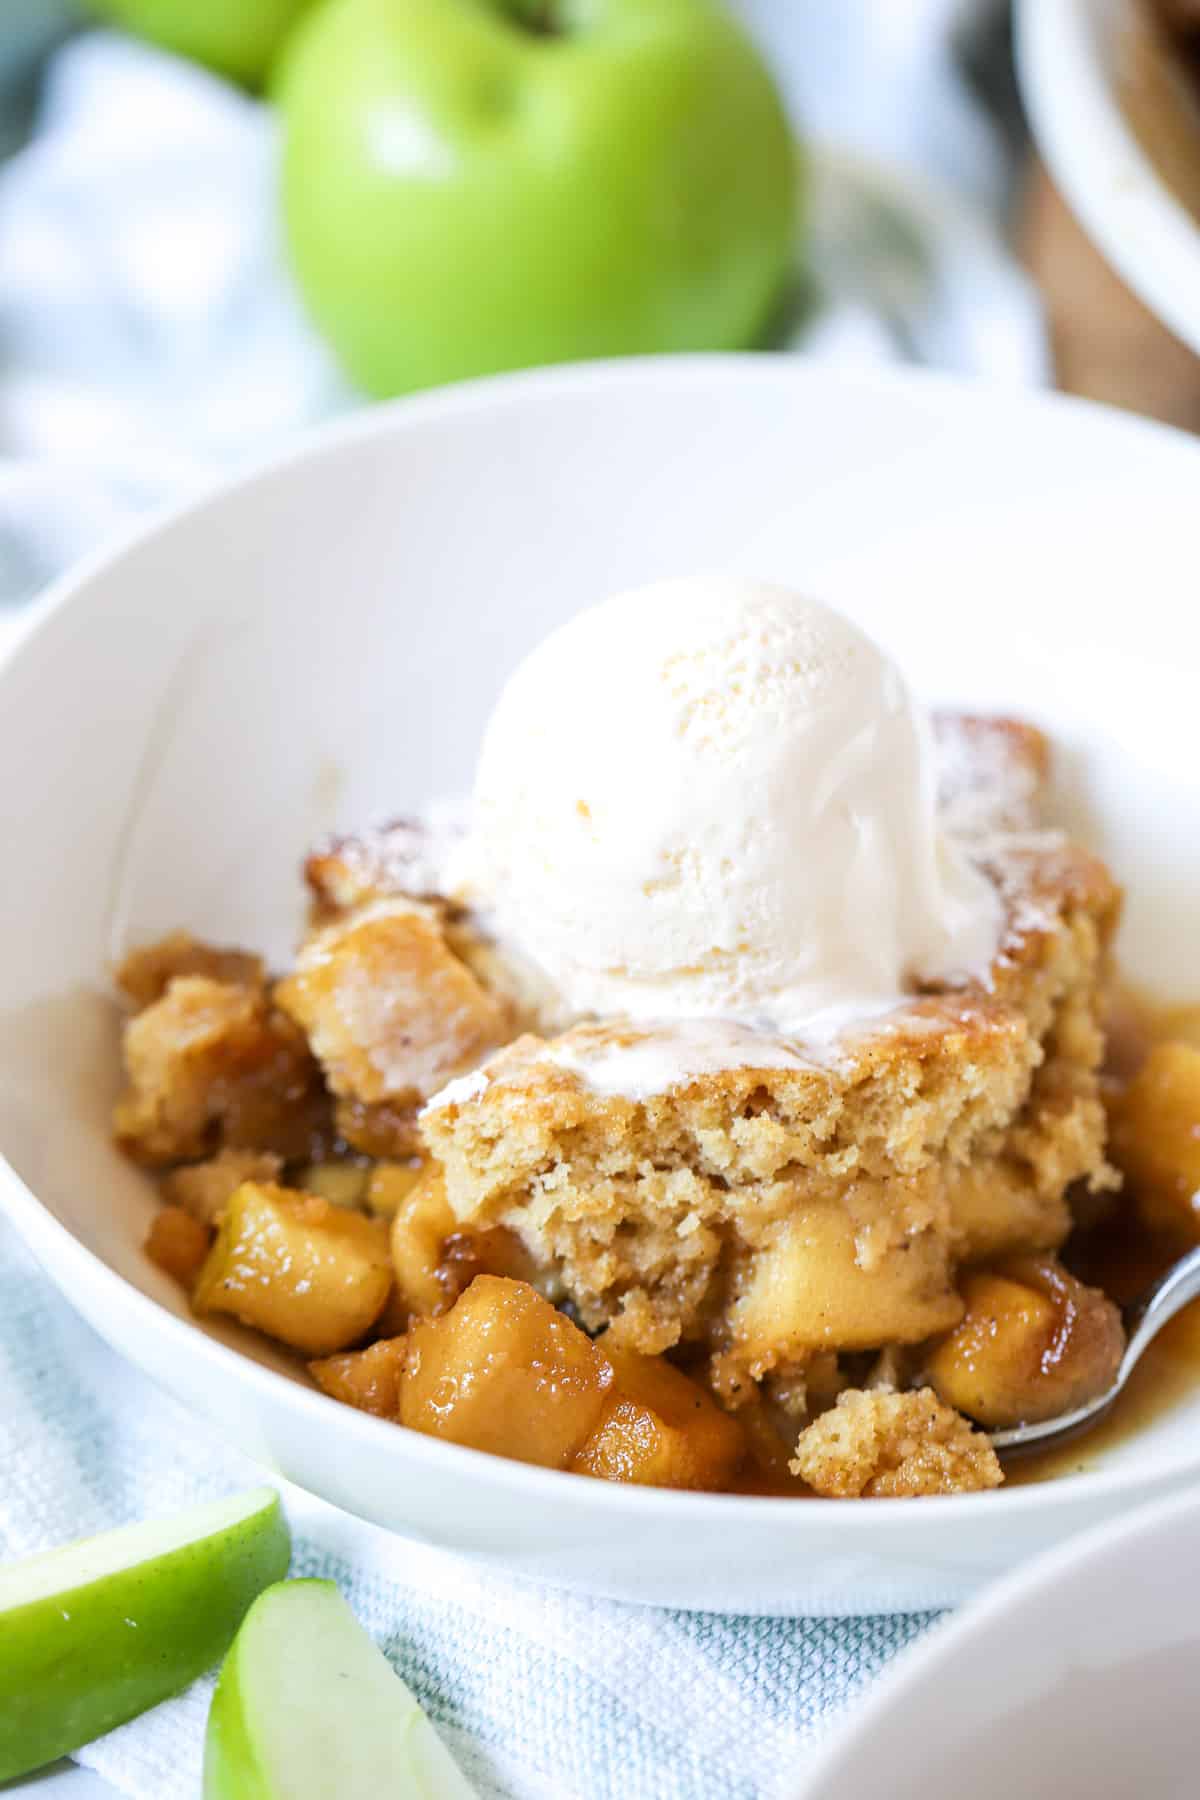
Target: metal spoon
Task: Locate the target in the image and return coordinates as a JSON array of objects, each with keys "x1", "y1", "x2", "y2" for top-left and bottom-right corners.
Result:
[{"x1": 991, "y1": 1243, "x2": 1200, "y2": 1455}]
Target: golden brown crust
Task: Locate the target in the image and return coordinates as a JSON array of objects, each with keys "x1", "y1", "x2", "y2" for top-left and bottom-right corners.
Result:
[
  {"x1": 115, "y1": 931, "x2": 265, "y2": 1011},
  {"x1": 114, "y1": 975, "x2": 330, "y2": 1166},
  {"x1": 276, "y1": 899, "x2": 512, "y2": 1108},
  {"x1": 304, "y1": 819, "x2": 453, "y2": 919}
]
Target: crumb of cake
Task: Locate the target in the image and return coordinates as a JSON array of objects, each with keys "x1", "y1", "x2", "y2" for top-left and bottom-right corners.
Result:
[
  {"x1": 162, "y1": 1147, "x2": 284, "y2": 1224},
  {"x1": 275, "y1": 899, "x2": 512, "y2": 1109},
  {"x1": 113, "y1": 975, "x2": 329, "y2": 1165},
  {"x1": 115, "y1": 932, "x2": 265, "y2": 1011},
  {"x1": 790, "y1": 1386, "x2": 1003, "y2": 1497}
]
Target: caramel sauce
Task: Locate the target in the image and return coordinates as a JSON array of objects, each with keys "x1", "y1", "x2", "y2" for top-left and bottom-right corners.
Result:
[
  {"x1": 1007, "y1": 1299, "x2": 1200, "y2": 1485},
  {"x1": 1008, "y1": 976, "x2": 1200, "y2": 1485},
  {"x1": 729, "y1": 1470, "x2": 813, "y2": 1499}
]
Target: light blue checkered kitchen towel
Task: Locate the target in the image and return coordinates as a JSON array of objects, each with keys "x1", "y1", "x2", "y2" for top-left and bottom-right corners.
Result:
[{"x1": 0, "y1": 1218, "x2": 940, "y2": 1799}]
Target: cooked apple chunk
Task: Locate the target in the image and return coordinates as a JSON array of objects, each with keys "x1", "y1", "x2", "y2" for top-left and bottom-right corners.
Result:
[
  {"x1": 388, "y1": 1164, "x2": 539, "y2": 1323},
  {"x1": 113, "y1": 976, "x2": 327, "y2": 1165},
  {"x1": 729, "y1": 1179, "x2": 963, "y2": 1372},
  {"x1": 572, "y1": 1344, "x2": 745, "y2": 1490},
  {"x1": 310, "y1": 1337, "x2": 408, "y2": 1418},
  {"x1": 275, "y1": 900, "x2": 510, "y2": 1108},
  {"x1": 192, "y1": 1181, "x2": 393, "y2": 1355},
  {"x1": 434, "y1": 1225, "x2": 540, "y2": 1310},
  {"x1": 389, "y1": 1165, "x2": 457, "y2": 1317},
  {"x1": 365, "y1": 1161, "x2": 426, "y2": 1218},
  {"x1": 145, "y1": 1205, "x2": 212, "y2": 1289},
  {"x1": 1155, "y1": 1006, "x2": 1200, "y2": 1051},
  {"x1": 292, "y1": 1160, "x2": 371, "y2": 1210},
  {"x1": 1110, "y1": 1041, "x2": 1200, "y2": 1239},
  {"x1": 791, "y1": 1386, "x2": 1003, "y2": 1497},
  {"x1": 400, "y1": 1276, "x2": 612, "y2": 1467},
  {"x1": 924, "y1": 1256, "x2": 1124, "y2": 1429}
]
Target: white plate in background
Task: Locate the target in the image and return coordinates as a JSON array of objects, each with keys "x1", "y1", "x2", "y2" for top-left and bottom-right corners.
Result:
[
  {"x1": 1, "y1": 356, "x2": 1198, "y2": 1615},
  {"x1": 786, "y1": 1484, "x2": 1200, "y2": 1798}
]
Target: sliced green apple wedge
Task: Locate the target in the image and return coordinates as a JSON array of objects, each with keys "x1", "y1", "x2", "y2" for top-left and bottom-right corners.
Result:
[
  {"x1": 204, "y1": 1580, "x2": 477, "y2": 1798},
  {"x1": 0, "y1": 1486, "x2": 289, "y2": 1782}
]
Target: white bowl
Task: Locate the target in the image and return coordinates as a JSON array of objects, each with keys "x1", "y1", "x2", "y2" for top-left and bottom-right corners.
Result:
[
  {"x1": 3, "y1": 356, "x2": 1200, "y2": 1616},
  {"x1": 1017, "y1": 0, "x2": 1200, "y2": 357},
  {"x1": 787, "y1": 1482, "x2": 1200, "y2": 1798}
]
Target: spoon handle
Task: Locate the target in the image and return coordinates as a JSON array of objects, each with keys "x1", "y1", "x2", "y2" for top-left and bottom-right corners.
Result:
[{"x1": 1121, "y1": 1242, "x2": 1200, "y2": 1374}]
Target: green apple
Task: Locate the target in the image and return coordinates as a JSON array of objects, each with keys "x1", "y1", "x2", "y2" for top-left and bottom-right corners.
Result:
[
  {"x1": 0, "y1": 1487, "x2": 290, "y2": 1782},
  {"x1": 277, "y1": 0, "x2": 799, "y2": 397},
  {"x1": 86, "y1": 0, "x2": 318, "y2": 86},
  {"x1": 205, "y1": 1579, "x2": 476, "y2": 1797}
]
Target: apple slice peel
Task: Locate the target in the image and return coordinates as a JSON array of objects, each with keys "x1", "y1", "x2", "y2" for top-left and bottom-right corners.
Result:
[
  {"x1": 204, "y1": 1579, "x2": 477, "y2": 1798},
  {"x1": 0, "y1": 1486, "x2": 290, "y2": 1782}
]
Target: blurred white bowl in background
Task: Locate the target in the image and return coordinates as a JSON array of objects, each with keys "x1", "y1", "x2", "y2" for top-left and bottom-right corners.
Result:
[
  {"x1": 1017, "y1": 0, "x2": 1200, "y2": 357},
  {"x1": 785, "y1": 1484, "x2": 1200, "y2": 1799}
]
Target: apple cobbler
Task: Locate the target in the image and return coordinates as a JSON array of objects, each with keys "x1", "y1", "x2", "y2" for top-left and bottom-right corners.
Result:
[{"x1": 112, "y1": 708, "x2": 1199, "y2": 1500}]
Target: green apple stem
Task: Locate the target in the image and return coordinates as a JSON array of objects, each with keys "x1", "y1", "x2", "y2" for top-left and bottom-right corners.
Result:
[{"x1": 502, "y1": 0, "x2": 561, "y2": 37}]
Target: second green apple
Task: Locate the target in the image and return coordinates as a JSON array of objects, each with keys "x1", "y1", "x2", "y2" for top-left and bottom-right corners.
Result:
[
  {"x1": 278, "y1": 0, "x2": 800, "y2": 397},
  {"x1": 88, "y1": 0, "x2": 317, "y2": 86}
]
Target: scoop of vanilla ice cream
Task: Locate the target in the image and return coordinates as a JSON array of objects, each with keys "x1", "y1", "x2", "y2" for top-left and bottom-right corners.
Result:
[{"x1": 452, "y1": 577, "x2": 1000, "y2": 1035}]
